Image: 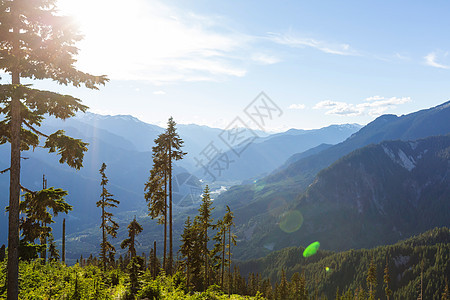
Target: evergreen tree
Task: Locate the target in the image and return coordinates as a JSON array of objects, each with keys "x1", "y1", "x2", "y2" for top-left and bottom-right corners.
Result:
[
  {"x1": 442, "y1": 279, "x2": 449, "y2": 300},
  {"x1": 126, "y1": 256, "x2": 144, "y2": 297},
  {"x1": 278, "y1": 269, "x2": 289, "y2": 300},
  {"x1": 47, "y1": 234, "x2": 59, "y2": 261},
  {"x1": 97, "y1": 163, "x2": 120, "y2": 272},
  {"x1": 299, "y1": 272, "x2": 308, "y2": 300},
  {"x1": 196, "y1": 185, "x2": 214, "y2": 289},
  {"x1": 366, "y1": 256, "x2": 377, "y2": 300},
  {"x1": 19, "y1": 187, "x2": 71, "y2": 243},
  {"x1": 211, "y1": 218, "x2": 226, "y2": 288},
  {"x1": 180, "y1": 216, "x2": 193, "y2": 289},
  {"x1": 0, "y1": 0, "x2": 107, "y2": 297},
  {"x1": 225, "y1": 205, "x2": 236, "y2": 296},
  {"x1": 121, "y1": 217, "x2": 143, "y2": 258},
  {"x1": 145, "y1": 132, "x2": 168, "y2": 271},
  {"x1": 165, "y1": 117, "x2": 186, "y2": 275},
  {"x1": 180, "y1": 216, "x2": 203, "y2": 291},
  {"x1": 383, "y1": 258, "x2": 392, "y2": 300},
  {"x1": 289, "y1": 272, "x2": 300, "y2": 300}
]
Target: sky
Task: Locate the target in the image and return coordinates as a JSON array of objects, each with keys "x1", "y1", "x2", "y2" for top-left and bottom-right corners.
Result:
[{"x1": 3, "y1": 0, "x2": 450, "y2": 132}]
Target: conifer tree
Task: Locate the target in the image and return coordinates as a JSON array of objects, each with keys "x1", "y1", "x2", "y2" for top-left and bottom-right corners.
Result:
[
  {"x1": 299, "y1": 272, "x2": 308, "y2": 300},
  {"x1": 196, "y1": 185, "x2": 214, "y2": 289},
  {"x1": 383, "y1": 257, "x2": 392, "y2": 300},
  {"x1": 211, "y1": 218, "x2": 226, "y2": 287},
  {"x1": 278, "y1": 269, "x2": 289, "y2": 300},
  {"x1": 165, "y1": 117, "x2": 186, "y2": 275},
  {"x1": 126, "y1": 256, "x2": 144, "y2": 297},
  {"x1": 366, "y1": 256, "x2": 377, "y2": 300},
  {"x1": 97, "y1": 163, "x2": 120, "y2": 272},
  {"x1": 0, "y1": 0, "x2": 107, "y2": 296},
  {"x1": 145, "y1": 133, "x2": 168, "y2": 271},
  {"x1": 442, "y1": 278, "x2": 449, "y2": 300},
  {"x1": 211, "y1": 205, "x2": 236, "y2": 291},
  {"x1": 290, "y1": 272, "x2": 300, "y2": 300},
  {"x1": 18, "y1": 184, "x2": 71, "y2": 263},
  {"x1": 180, "y1": 216, "x2": 194, "y2": 289},
  {"x1": 47, "y1": 234, "x2": 59, "y2": 261},
  {"x1": 121, "y1": 217, "x2": 143, "y2": 258}
]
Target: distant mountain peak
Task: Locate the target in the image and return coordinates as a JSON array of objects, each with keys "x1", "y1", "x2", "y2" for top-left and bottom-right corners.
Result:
[{"x1": 77, "y1": 112, "x2": 143, "y2": 124}]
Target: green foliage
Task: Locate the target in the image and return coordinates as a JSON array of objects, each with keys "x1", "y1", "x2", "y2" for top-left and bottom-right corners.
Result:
[
  {"x1": 126, "y1": 256, "x2": 144, "y2": 296},
  {"x1": 18, "y1": 239, "x2": 45, "y2": 261},
  {"x1": 47, "y1": 235, "x2": 60, "y2": 262},
  {"x1": 137, "y1": 280, "x2": 161, "y2": 299}
]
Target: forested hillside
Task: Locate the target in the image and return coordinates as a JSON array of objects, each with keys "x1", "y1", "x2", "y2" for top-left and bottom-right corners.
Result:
[{"x1": 237, "y1": 227, "x2": 450, "y2": 299}]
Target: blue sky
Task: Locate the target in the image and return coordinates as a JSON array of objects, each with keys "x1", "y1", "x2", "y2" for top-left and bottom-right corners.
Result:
[{"x1": 3, "y1": 0, "x2": 450, "y2": 131}]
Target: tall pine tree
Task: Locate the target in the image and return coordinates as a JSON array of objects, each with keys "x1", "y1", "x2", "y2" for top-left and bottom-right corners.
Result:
[
  {"x1": 97, "y1": 163, "x2": 120, "y2": 271},
  {"x1": 165, "y1": 117, "x2": 185, "y2": 275},
  {"x1": 145, "y1": 132, "x2": 168, "y2": 271},
  {"x1": 0, "y1": 0, "x2": 107, "y2": 297}
]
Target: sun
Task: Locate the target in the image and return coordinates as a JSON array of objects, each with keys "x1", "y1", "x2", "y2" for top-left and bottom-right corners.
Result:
[{"x1": 56, "y1": 0, "x2": 150, "y2": 77}]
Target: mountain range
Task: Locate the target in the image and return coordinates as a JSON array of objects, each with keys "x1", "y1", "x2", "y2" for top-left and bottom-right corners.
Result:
[
  {"x1": 0, "y1": 113, "x2": 360, "y2": 248},
  {"x1": 214, "y1": 101, "x2": 450, "y2": 260}
]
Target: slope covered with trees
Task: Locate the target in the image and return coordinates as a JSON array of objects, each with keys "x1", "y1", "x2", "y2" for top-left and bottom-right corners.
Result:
[{"x1": 237, "y1": 227, "x2": 450, "y2": 299}]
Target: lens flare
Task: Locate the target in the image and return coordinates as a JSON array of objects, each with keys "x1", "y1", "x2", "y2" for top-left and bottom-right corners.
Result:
[
  {"x1": 303, "y1": 241, "x2": 320, "y2": 257},
  {"x1": 279, "y1": 210, "x2": 304, "y2": 233}
]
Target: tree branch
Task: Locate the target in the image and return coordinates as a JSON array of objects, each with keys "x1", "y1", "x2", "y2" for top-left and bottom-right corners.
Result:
[
  {"x1": 0, "y1": 168, "x2": 10, "y2": 174},
  {"x1": 20, "y1": 185, "x2": 35, "y2": 194},
  {"x1": 22, "y1": 120, "x2": 49, "y2": 138}
]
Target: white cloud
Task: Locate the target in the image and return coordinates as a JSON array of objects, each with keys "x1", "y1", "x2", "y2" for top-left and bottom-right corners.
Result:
[
  {"x1": 314, "y1": 96, "x2": 411, "y2": 117},
  {"x1": 424, "y1": 51, "x2": 450, "y2": 69},
  {"x1": 288, "y1": 104, "x2": 306, "y2": 110},
  {"x1": 153, "y1": 90, "x2": 166, "y2": 95},
  {"x1": 269, "y1": 32, "x2": 358, "y2": 56},
  {"x1": 365, "y1": 95, "x2": 384, "y2": 102},
  {"x1": 57, "y1": 0, "x2": 255, "y2": 84},
  {"x1": 313, "y1": 100, "x2": 340, "y2": 109},
  {"x1": 251, "y1": 53, "x2": 281, "y2": 65}
]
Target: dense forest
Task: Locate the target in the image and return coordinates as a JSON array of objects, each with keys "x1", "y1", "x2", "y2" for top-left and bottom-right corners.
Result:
[{"x1": 0, "y1": 228, "x2": 448, "y2": 299}]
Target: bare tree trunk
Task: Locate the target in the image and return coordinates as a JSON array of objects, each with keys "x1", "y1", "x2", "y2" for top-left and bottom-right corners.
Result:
[
  {"x1": 163, "y1": 171, "x2": 167, "y2": 273},
  {"x1": 221, "y1": 229, "x2": 225, "y2": 288},
  {"x1": 168, "y1": 143, "x2": 173, "y2": 275},
  {"x1": 62, "y1": 218, "x2": 66, "y2": 264},
  {"x1": 153, "y1": 241, "x2": 157, "y2": 279},
  {"x1": 7, "y1": 14, "x2": 21, "y2": 296},
  {"x1": 40, "y1": 175, "x2": 47, "y2": 263},
  {"x1": 205, "y1": 229, "x2": 208, "y2": 288},
  {"x1": 102, "y1": 202, "x2": 106, "y2": 271},
  {"x1": 228, "y1": 224, "x2": 231, "y2": 297}
]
